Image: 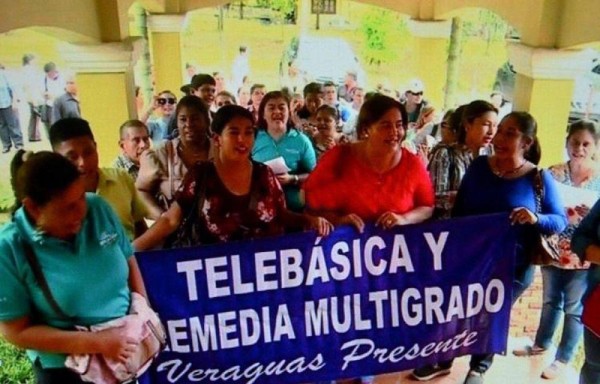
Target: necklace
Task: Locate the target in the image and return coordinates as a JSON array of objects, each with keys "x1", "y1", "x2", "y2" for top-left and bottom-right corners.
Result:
[{"x1": 493, "y1": 158, "x2": 527, "y2": 178}]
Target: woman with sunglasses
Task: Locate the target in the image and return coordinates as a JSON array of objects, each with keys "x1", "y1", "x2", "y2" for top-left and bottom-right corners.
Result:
[
  {"x1": 136, "y1": 95, "x2": 212, "y2": 215},
  {"x1": 140, "y1": 90, "x2": 177, "y2": 144}
]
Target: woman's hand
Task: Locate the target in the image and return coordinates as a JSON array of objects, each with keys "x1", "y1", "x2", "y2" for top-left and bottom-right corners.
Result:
[
  {"x1": 376, "y1": 212, "x2": 408, "y2": 229},
  {"x1": 339, "y1": 213, "x2": 365, "y2": 233},
  {"x1": 97, "y1": 327, "x2": 139, "y2": 363},
  {"x1": 276, "y1": 173, "x2": 295, "y2": 186},
  {"x1": 575, "y1": 204, "x2": 591, "y2": 217},
  {"x1": 509, "y1": 207, "x2": 538, "y2": 225},
  {"x1": 305, "y1": 215, "x2": 334, "y2": 236}
]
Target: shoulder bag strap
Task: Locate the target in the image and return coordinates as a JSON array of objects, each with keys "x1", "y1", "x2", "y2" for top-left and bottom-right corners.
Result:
[
  {"x1": 22, "y1": 241, "x2": 70, "y2": 320},
  {"x1": 166, "y1": 140, "x2": 174, "y2": 201},
  {"x1": 533, "y1": 167, "x2": 545, "y2": 214}
]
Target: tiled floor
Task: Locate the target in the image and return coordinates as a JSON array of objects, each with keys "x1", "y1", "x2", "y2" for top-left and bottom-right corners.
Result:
[{"x1": 370, "y1": 337, "x2": 579, "y2": 384}]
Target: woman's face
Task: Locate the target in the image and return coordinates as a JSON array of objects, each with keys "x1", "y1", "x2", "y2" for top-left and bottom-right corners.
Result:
[
  {"x1": 440, "y1": 117, "x2": 455, "y2": 144},
  {"x1": 216, "y1": 116, "x2": 255, "y2": 162},
  {"x1": 158, "y1": 92, "x2": 176, "y2": 117},
  {"x1": 251, "y1": 87, "x2": 266, "y2": 106},
  {"x1": 316, "y1": 110, "x2": 337, "y2": 139},
  {"x1": 567, "y1": 129, "x2": 597, "y2": 164},
  {"x1": 366, "y1": 107, "x2": 404, "y2": 152},
  {"x1": 465, "y1": 111, "x2": 498, "y2": 148},
  {"x1": 263, "y1": 97, "x2": 289, "y2": 131},
  {"x1": 28, "y1": 177, "x2": 87, "y2": 240},
  {"x1": 177, "y1": 106, "x2": 208, "y2": 145},
  {"x1": 305, "y1": 93, "x2": 323, "y2": 115},
  {"x1": 493, "y1": 115, "x2": 530, "y2": 159}
]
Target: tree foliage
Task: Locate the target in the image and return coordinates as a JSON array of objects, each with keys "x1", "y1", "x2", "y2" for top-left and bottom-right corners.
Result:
[{"x1": 360, "y1": 9, "x2": 404, "y2": 66}]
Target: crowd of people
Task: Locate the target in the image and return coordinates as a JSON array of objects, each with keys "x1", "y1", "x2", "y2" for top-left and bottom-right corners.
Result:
[{"x1": 0, "y1": 61, "x2": 599, "y2": 384}]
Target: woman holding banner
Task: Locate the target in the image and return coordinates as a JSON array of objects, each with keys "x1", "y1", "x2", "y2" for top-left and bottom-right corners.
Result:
[
  {"x1": 449, "y1": 112, "x2": 567, "y2": 384},
  {"x1": 0, "y1": 152, "x2": 147, "y2": 383},
  {"x1": 304, "y1": 94, "x2": 435, "y2": 383},
  {"x1": 133, "y1": 105, "x2": 332, "y2": 251},
  {"x1": 513, "y1": 119, "x2": 600, "y2": 379}
]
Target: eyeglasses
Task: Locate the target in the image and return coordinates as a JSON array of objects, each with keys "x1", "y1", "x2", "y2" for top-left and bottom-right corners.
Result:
[
  {"x1": 158, "y1": 97, "x2": 176, "y2": 105},
  {"x1": 409, "y1": 91, "x2": 423, "y2": 96}
]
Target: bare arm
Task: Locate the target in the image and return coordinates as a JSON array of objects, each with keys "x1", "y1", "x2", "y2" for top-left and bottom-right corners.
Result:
[
  {"x1": 585, "y1": 245, "x2": 600, "y2": 265},
  {"x1": 132, "y1": 202, "x2": 183, "y2": 251},
  {"x1": 127, "y1": 256, "x2": 147, "y2": 299},
  {"x1": 137, "y1": 190, "x2": 164, "y2": 218},
  {"x1": 0, "y1": 318, "x2": 137, "y2": 362}
]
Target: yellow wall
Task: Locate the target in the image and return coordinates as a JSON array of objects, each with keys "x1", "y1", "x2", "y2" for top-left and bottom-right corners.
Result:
[
  {"x1": 413, "y1": 37, "x2": 448, "y2": 109},
  {"x1": 514, "y1": 73, "x2": 574, "y2": 167},
  {"x1": 149, "y1": 31, "x2": 183, "y2": 95},
  {"x1": 77, "y1": 72, "x2": 135, "y2": 166}
]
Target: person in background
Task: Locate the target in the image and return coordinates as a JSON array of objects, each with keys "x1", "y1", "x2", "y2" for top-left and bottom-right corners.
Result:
[
  {"x1": 423, "y1": 101, "x2": 497, "y2": 222},
  {"x1": 0, "y1": 64, "x2": 24, "y2": 154},
  {"x1": 0, "y1": 151, "x2": 147, "y2": 384},
  {"x1": 447, "y1": 111, "x2": 567, "y2": 384},
  {"x1": 41, "y1": 62, "x2": 65, "y2": 135},
  {"x1": 136, "y1": 95, "x2": 212, "y2": 216},
  {"x1": 182, "y1": 74, "x2": 217, "y2": 109},
  {"x1": 231, "y1": 45, "x2": 250, "y2": 92},
  {"x1": 248, "y1": 83, "x2": 266, "y2": 123},
  {"x1": 252, "y1": 91, "x2": 316, "y2": 212},
  {"x1": 51, "y1": 71, "x2": 80, "y2": 125},
  {"x1": 289, "y1": 92, "x2": 305, "y2": 128},
  {"x1": 572, "y1": 198, "x2": 600, "y2": 384},
  {"x1": 490, "y1": 90, "x2": 512, "y2": 120},
  {"x1": 297, "y1": 82, "x2": 324, "y2": 138},
  {"x1": 312, "y1": 105, "x2": 348, "y2": 160},
  {"x1": 513, "y1": 119, "x2": 600, "y2": 380},
  {"x1": 113, "y1": 119, "x2": 151, "y2": 181},
  {"x1": 338, "y1": 70, "x2": 358, "y2": 103},
  {"x1": 184, "y1": 62, "x2": 197, "y2": 84},
  {"x1": 133, "y1": 105, "x2": 332, "y2": 251},
  {"x1": 215, "y1": 90, "x2": 236, "y2": 110},
  {"x1": 20, "y1": 54, "x2": 42, "y2": 142},
  {"x1": 322, "y1": 81, "x2": 352, "y2": 126},
  {"x1": 402, "y1": 78, "x2": 428, "y2": 125},
  {"x1": 212, "y1": 71, "x2": 227, "y2": 94},
  {"x1": 49, "y1": 118, "x2": 152, "y2": 238},
  {"x1": 140, "y1": 90, "x2": 177, "y2": 144},
  {"x1": 237, "y1": 85, "x2": 251, "y2": 107}
]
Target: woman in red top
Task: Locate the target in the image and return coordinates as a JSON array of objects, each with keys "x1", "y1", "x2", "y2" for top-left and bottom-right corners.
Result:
[{"x1": 305, "y1": 94, "x2": 434, "y2": 232}]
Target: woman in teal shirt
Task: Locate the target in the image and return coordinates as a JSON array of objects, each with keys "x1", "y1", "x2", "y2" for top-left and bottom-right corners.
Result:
[
  {"x1": 0, "y1": 152, "x2": 146, "y2": 383},
  {"x1": 252, "y1": 90, "x2": 317, "y2": 211}
]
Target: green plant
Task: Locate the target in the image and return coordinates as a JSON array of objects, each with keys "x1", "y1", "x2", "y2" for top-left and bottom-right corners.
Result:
[{"x1": 0, "y1": 338, "x2": 33, "y2": 384}]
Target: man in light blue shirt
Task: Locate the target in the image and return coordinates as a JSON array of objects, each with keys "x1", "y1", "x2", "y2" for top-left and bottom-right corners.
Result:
[{"x1": 0, "y1": 65, "x2": 24, "y2": 153}]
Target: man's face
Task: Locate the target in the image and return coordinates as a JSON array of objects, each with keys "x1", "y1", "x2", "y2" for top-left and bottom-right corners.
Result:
[
  {"x1": 47, "y1": 69, "x2": 59, "y2": 80},
  {"x1": 120, "y1": 126, "x2": 151, "y2": 164},
  {"x1": 323, "y1": 86, "x2": 337, "y2": 105},
  {"x1": 193, "y1": 84, "x2": 216, "y2": 106},
  {"x1": 65, "y1": 78, "x2": 78, "y2": 95},
  {"x1": 407, "y1": 90, "x2": 424, "y2": 105},
  {"x1": 53, "y1": 136, "x2": 99, "y2": 191}
]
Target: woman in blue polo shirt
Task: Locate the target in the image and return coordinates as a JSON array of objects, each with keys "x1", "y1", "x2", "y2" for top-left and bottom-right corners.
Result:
[
  {"x1": 0, "y1": 152, "x2": 146, "y2": 384},
  {"x1": 252, "y1": 90, "x2": 317, "y2": 212}
]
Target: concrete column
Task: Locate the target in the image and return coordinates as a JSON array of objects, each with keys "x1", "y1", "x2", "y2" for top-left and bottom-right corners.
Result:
[
  {"x1": 60, "y1": 42, "x2": 136, "y2": 167},
  {"x1": 509, "y1": 42, "x2": 590, "y2": 166},
  {"x1": 407, "y1": 19, "x2": 451, "y2": 109},
  {"x1": 147, "y1": 14, "x2": 185, "y2": 95}
]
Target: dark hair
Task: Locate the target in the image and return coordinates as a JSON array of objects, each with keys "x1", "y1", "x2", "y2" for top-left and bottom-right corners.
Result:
[
  {"x1": 458, "y1": 100, "x2": 498, "y2": 144},
  {"x1": 175, "y1": 95, "x2": 211, "y2": 130},
  {"x1": 356, "y1": 94, "x2": 407, "y2": 139},
  {"x1": 119, "y1": 119, "x2": 148, "y2": 139},
  {"x1": 566, "y1": 119, "x2": 600, "y2": 143},
  {"x1": 16, "y1": 151, "x2": 81, "y2": 207},
  {"x1": 323, "y1": 81, "x2": 337, "y2": 89},
  {"x1": 10, "y1": 149, "x2": 33, "y2": 215},
  {"x1": 49, "y1": 118, "x2": 95, "y2": 148},
  {"x1": 250, "y1": 83, "x2": 266, "y2": 94},
  {"x1": 303, "y1": 82, "x2": 323, "y2": 98},
  {"x1": 216, "y1": 90, "x2": 237, "y2": 104},
  {"x1": 503, "y1": 111, "x2": 542, "y2": 165},
  {"x1": 22, "y1": 54, "x2": 35, "y2": 66},
  {"x1": 43, "y1": 61, "x2": 56, "y2": 73},
  {"x1": 257, "y1": 91, "x2": 291, "y2": 130},
  {"x1": 315, "y1": 104, "x2": 339, "y2": 121},
  {"x1": 190, "y1": 73, "x2": 216, "y2": 90},
  {"x1": 211, "y1": 105, "x2": 255, "y2": 135}
]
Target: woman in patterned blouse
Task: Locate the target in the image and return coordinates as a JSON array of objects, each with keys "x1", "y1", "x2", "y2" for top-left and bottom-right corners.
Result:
[
  {"x1": 513, "y1": 120, "x2": 600, "y2": 379},
  {"x1": 133, "y1": 105, "x2": 332, "y2": 250}
]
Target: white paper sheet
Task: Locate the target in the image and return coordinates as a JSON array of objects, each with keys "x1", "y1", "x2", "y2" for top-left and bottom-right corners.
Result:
[
  {"x1": 263, "y1": 156, "x2": 291, "y2": 175},
  {"x1": 555, "y1": 182, "x2": 599, "y2": 208}
]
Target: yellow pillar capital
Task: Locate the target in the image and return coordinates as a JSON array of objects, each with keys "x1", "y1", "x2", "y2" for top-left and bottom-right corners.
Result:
[
  {"x1": 407, "y1": 19, "x2": 451, "y2": 109},
  {"x1": 508, "y1": 42, "x2": 591, "y2": 166},
  {"x1": 147, "y1": 14, "x2": 185, "y2": 94},
  {"x1": 59, "y1": 42, "x2": 137, "y2": 167}
]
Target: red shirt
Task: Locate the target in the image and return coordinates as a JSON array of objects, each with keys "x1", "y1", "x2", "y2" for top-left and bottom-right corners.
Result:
[{"x1": 304, "y1": 145, "x2": 434, "y2": 221}]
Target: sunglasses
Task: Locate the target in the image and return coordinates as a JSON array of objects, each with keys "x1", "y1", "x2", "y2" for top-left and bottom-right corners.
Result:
[
  {"x1": 157, "y1": 97, "x2": 176, "y2": 105},
  {"x1": 409, "y1": 91, "x2": 423, "y2": 96}
]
